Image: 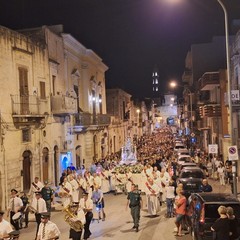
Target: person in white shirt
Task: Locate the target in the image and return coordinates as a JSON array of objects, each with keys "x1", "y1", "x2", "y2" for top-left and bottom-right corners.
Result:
[
  {"x1": 165, "y1": 181, "x2": 175, "y2": 218},
  {"x1": 0, "y1": 210, "x2": 13, "y2": 240},
  {"x1": 31, "y1": 192, "x2": 47, "y2": 237},
  {"x1": 28, "y1": 177, "x2": 44, "y2": 200},
  {"x1": 79, "y1": 193, "x2": 93, "y2": 240},
  {"x1": 7, "y1": 189, "x2": 23, "y2": 230},
  {"x1": 69, "y1": 203, "x2": 86, "y2": 240},
  {"x1": 36, "y1": 212, "x2": 60, "y2": 240}
]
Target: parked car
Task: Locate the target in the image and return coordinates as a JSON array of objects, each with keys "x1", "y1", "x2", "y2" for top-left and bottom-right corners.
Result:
[
  {"x1": 174, "y1": 143, "x2": 185, "y2": 152},
  {"x1": 189, "y1": 192, "x2": 240, "y2": 240},
  {"x1": 179, "y1": 162, "x2": 197, "y2": 171},
  {"x1": 178, "y1": 167, "x2": 205, "y2": 197},
  {"x1": 177, "y1": 155, "x2": 192, "y2": 165}
]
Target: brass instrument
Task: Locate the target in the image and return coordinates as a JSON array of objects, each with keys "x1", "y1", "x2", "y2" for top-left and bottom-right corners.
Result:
[
  {"x1": 63, "y1": 205, "x2": 83, "y2": 232},
  {"x1": 28, "y1": 206, "x2": 38, "y2": 214}
]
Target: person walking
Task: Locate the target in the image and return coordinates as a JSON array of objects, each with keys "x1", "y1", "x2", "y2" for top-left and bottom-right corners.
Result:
[
  {"x1": 217, "y1": 163, "x2": 225, "y2": 186},
  {"x1": 174, "y1": 189, "x2": 187, "y2": 237},
  {"x1": 7, "y1": 189, "x2": 23, "y2": 231},
  {"x1": 165, "y1": 181, "x2": 175, "y2": 218},
  {"x1": 226, "y1": 206, "x2": 240, "y2": 240},
  {"x1": 92, "y1": 185, "x2": 106, "y2": 221},
  {"x1": 0, "y1": 210, "x2": 13, "y2": 239},
  {"x1": 36, "y1": 212, "x2": 60, "y2": 240},
  {"x1": 20, "y1": 191, "x2": 29, "y2": 228},
  {"x1": 30, "y1": 192, "x2": 47, "y2": 238},
  {"x1": 69, "y1": 203, "x2": 86, "y2": 240},
  {"x1": 41, "y1": 181, "x2": 54, "y2": 213},
  {"x1": 211, "y1": 205, "x2": 230, "y2": 240},
  {"x1": 79, "y1": 193, "x2": 93, "y2": 240},
  {"x1": 126, "y1": 184, "x2": 142, "y2": 232}
]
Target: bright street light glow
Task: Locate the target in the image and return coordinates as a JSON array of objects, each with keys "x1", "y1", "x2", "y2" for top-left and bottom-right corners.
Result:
[{"x1": 170, "y1": 81, "x2": 177, "y2": 88}]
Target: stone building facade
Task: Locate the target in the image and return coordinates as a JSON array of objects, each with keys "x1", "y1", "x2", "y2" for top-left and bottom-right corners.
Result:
[{"x1": 0, "y1": 25, "x2": 110, "y2": 210}]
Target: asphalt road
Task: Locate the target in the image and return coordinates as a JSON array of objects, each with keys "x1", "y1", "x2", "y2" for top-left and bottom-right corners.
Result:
[{"x1": 8, "y1": 178, "x2": 233, "y2": 240}]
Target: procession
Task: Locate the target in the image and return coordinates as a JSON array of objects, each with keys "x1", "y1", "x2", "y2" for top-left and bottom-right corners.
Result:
[{"x1": 1, "y1": 127, "x2": 239, "y2": 240}]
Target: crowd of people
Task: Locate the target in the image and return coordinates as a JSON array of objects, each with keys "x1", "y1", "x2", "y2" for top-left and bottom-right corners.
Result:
[{"x1": 0, "y1": 127, "x2": 239, "y2": 240}]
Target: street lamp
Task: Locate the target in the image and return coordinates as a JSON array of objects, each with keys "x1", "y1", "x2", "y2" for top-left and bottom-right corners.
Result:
[
  {"x1": 216, "y1": 0, "x2": 237, "y2": 197},
  {"x1": 170, "y1": 81, "x2": 193, "y2": 133}
]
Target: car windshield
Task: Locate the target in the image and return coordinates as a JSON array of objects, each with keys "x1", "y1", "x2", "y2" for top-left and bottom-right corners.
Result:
[
  {"x1": 205, "y1": 204, "x2": 240, "y2": 218},
  {"x1": 180, "y1": 171, "x2": 203, "y2": 178},
  {"x1": 179, "y1": 157, "x2": 190, "y2": 162}
]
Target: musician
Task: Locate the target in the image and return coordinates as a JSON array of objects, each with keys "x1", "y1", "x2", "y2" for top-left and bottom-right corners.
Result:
[
  {"x1": 145, "y1": 177, "x2": 160, "y2": 217},
  {"x1": 92, "y1": 185, "x2": 106, "y2": 221},
  {"x1": 59, "y1": 176, "x2": 72, "y2": 208},
  {"x1": 36, "y1": 212, "x2": 60, "y2": 240},
  {"x1": 69, "y1": 175, "x2": 79, "y2": 203},
  {"x1": 19, "y1": 191, "x2": 29, "y2": 228},
  {"x1": 112, "y1": 171, "x2": 124, "y2": 194},
  {"x1": 41, "y1": 181, "x2": 54, "y2": 213},
  {"x1": 69, "y1": 203, "x2": 86, "y2": 240},
  {"x1": 7, "y1": 189, "x2": 23, "y2": 230},
  {"x1": 28, "y1": 177, "x2": 44, "y2": 200},
  {"x1": 0, "y1": 210, "x2": 13, "y2": 239},
  {"x1": 31, "y1": 192, "x2": 47, "y2": 237},
  {"x1": 79, "y1": 193, "x2": 93, "y2": 240}
]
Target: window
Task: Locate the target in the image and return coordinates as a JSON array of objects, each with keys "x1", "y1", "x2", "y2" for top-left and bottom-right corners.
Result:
[
  {"x1": 99, "y1": 94, "x2": 103, "y2": 114},
  {"x1": 156, "y1": 87, "x2": 158, "y2": 91},
  {"x1": 22, "y1": 129, "x2": 31, "y2": 142},
  {"x1": 40, "y1": 81, "x2": 46, "y2": 99},
  {"x1": 52, "y1": 75, "x2": 56, "y2": 96},
  {"x1": 155, "y1": 79, "x2": 158, "y2": 84}
]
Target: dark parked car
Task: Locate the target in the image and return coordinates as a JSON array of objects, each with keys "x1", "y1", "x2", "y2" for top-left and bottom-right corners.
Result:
[
  {"x1": 189, "y1": 192, "x2": 240, "y2": 240},
  {"x1": 178, "y1": 167, "x2": 205, "y2": 197}
]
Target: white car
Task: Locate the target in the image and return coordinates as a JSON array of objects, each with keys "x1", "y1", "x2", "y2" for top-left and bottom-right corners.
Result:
[
  {"x1": 177, "y1": 149, "x2": 190, "y2": 156},
  {"x1": 174, "y1": 143, "x2": 185, "y2": 152},
  {"x1": 177, "y1": 155, "x2": 192, "y2": 165}
]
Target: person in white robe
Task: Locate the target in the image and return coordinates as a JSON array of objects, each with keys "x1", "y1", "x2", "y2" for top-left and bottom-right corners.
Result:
[
  {"x1": 69, "y1": 174, "x2": 79, "y2": 203},
  {"x1": 59, "y1": 176, "x2": 72, "y2": 207},
  {"x1": 99, "y1": 169, "x2": 110, "y2": 193},
  {"x1": 145, "y1": 177, "x2": 160, "y2": 216}
]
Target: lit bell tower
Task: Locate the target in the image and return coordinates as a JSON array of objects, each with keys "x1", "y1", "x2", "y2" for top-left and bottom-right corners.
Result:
[{"x1": 152, "y1": 65, "x2": 159, "y2": 97}]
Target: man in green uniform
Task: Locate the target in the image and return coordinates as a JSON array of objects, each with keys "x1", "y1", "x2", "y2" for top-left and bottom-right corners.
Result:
[
  {"x1": 126, "y1": 184, "x2": 142, "y2": 232},
  {"x1": 41, "y1": 181, "x2": 54, "y2": 213}
]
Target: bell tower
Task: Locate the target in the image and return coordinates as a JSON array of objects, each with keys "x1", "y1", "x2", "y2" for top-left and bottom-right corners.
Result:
[{"x1": 152, "y1": 65, "x2": 159, "y2": 97}]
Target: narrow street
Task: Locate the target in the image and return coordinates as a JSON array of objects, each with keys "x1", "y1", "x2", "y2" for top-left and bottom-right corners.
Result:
[{"x1": 14, "y1": 179, "x2": 233, "y2": 240}]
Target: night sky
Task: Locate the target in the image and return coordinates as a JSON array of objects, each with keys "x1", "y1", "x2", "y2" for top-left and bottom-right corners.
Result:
[{"x1": 0, "y1": 0, "x2": 239, "y2": 98}]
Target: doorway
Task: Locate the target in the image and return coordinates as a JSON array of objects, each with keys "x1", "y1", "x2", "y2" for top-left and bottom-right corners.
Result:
[
  {"x1": 22, "y1": 150, "x2": 31, "y2": 191},
  {"x1": 75, "y1": 145, "x2": 81, "y2": 169}
]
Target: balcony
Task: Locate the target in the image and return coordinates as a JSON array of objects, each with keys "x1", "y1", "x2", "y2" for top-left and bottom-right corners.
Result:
[
  {"x1": 198, "y1": 103, "x2": 221, "y2": 118},
  {"x1": 199, "y1": 72, "x2": 219, "y2": 91},
  {"x1": 182, "y1": 69, "x2": 192, "y2": 83},
  {"x1": 51, "y1": 95, "x2": 77, "y2": 115},
  {"x1": 73, "y1": 112, "x2": 111, "y2": 133},
  {"x1": 11, "y1": 95, "x2": 48, "y2": 128}
]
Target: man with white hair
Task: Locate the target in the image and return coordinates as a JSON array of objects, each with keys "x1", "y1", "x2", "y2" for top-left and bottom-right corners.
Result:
[{"x1": 145, "y1": 177, "x2": 160, "y2": 217}]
